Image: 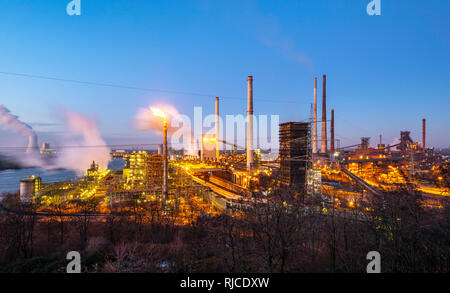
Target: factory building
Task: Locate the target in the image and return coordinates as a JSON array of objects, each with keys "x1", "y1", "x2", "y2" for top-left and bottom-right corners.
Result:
[
  {"x1": 123, "y1": 151, "x2": 163, "y2": 188},
  {"x1": 20, "y1": 175, "x2": 41, "y2": 203},
  {"x1": 201, "y1": 135, "x2": 217, "y2": 161},
  {"x1": 40, "y1": 143, "x2": 55, "y2": 155},
  {"x1": 147, "y1": 154, "x2": 163, "y2": 186},
  {"x1": 279, "y1": 122, "x2": 311, "y2": 190},
  {"x1": 307, "y1": 169, "x2": 322, "y2": 195},
  {"x1": 124, "y1": 151, "x2": 148, "y2": 187}
]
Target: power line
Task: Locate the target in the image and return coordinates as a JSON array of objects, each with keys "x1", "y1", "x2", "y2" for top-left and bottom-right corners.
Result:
[
  {"x1": 0, "y1": 143, "x2": 165, "y2": 150},
  {"x1": 0, "y1": 71, "x2": 309, "y2": 104}
]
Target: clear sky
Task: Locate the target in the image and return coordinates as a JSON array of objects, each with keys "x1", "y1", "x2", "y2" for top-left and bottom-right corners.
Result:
[{"x1": 0, "y1": 0, "x2": 449, "y2": 149}]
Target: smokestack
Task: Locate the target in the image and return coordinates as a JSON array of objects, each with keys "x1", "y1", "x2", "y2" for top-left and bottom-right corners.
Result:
[
  {"x1": 247, "y1": 76, "x2": 254, "y2": 171},
  {"x1": 321, "y1": 74, "x2": 327, "y2": 153},
  {"x1": 380, "y1": 134, "x2": 382, "y2": 145},
  {"x1": 330, "y1": 109, "x2": 335, "y2": 152},
  {"x1": 26, "y1": 133, "x2": 39, "y2": 154},
  {"x1": 158, "y1": 144, "x2": 163, "y2": 155},
  {"x1": 313, "y1": 77, "x2": 318, "y2": 153},
  {"x1": 215, "y1": 97, "x2": 220, "y2": 159},
  {"x1": 422, "y1": 118, "x2": 426, "y2": 152}
]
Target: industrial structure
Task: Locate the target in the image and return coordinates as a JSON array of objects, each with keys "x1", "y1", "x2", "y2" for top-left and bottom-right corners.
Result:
[
  {"x1": 313, "y1": 77, "x2": 318, "y2": 154},
  {"x1": 123, "y1": 151, "x2": 164, "y2": 188},
  {"x1": 13, "y1": 73, "x2": 448, "y2": 219},
  {"x1": 201, "y1": 135, "x2": 217, "y2": 161},
  {"x1": 20, "y1": 175, "x2": 41, "y2": 203},
  {"x1": 321, "y1": 74, "x2": 327, "y2": 154},
  {"x1": 26, "y1": 133, "x2": 39, "y2": 154},
  {"x1": 279, "y1": 122, "x2": 310, "y2": 190},
  {"x1": 247, "y1": 76, "x2": 254, "y2": 171},
  {"x1": 215, "y1": 96, "x2": 220, "y2": 159}
]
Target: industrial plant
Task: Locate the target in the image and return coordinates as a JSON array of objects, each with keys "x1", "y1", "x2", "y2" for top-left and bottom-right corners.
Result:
[
  {"x1": 1, "y1": 0, "x2": 449, "y2": 280},
  {"x1": 10, "y1": 74, "x2": 449, "y2": 216},
  {"x1": 0, "y1": 73, "x2": 448, "y2": 275}
]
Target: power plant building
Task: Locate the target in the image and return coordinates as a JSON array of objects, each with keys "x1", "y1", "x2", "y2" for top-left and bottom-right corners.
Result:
[
  {"x1": 201, "y1": 135, "x2": 217, "y2": 161},
  {"x1": 279, "y1": 122, "x2": 311, "y2": 190},
  {"x1": 123, "y1": 151, "x2": 164, "y2": 188}
]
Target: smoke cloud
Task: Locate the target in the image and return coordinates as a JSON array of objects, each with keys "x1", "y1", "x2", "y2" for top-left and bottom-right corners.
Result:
[
  {"x1": 133, "y1": 104, "x2": 182, "y2": 136},
  {"x1": 55, "y1": 108, "x2": 110, "y2": 174},
  {"x1": 134, "y1": 104, "x2": 197, "y2": 153},
  {"x1": 0, "y1": 105, "x2": 110, "y2": 173},
  {"x1": 0, "y1": 105, "x2": 35, "y2": 137}
]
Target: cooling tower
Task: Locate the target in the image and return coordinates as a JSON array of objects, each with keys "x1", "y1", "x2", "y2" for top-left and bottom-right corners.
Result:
[{"x1": 26, "y1": 133, "x2": 39, "y2": 154}]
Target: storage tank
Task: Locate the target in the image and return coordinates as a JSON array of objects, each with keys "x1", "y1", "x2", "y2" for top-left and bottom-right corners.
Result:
[{"x1": 20, "y1": 176, "x2": 41, "y2": 203}]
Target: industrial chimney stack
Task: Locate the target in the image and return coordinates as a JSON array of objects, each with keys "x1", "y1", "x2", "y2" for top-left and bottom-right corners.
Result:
[
  {"x1": 313, "y1": 77, "x2": 318, "y2": 153},
  {"x1": 321, "y1": 74, "x2": 327, "y2": 153},
  {"x1": 330, "y1": 109, "x2": 335, "y2": 152},
  {"x1": 215, "y1": 97, "x2": 220, "y2": 159},
  {"x1": 247, "y1": 76, "x2": 254, "y2": 171},
  {"x1": 422, "y1": 118, "x2": 426, "y2": 152}
]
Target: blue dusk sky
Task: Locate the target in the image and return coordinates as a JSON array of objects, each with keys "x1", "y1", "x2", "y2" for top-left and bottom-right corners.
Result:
[{"x1": 0, "y1": 0, "x2": 449, "y2": 149}]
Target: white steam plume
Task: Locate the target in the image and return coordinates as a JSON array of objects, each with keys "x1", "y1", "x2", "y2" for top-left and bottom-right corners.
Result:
[
  {"x1": 0, "y1": 105, "x2": 35, "y2": 137},
  {"x1": 55, "y1": 108, "x2": 110, "y2": 174}
]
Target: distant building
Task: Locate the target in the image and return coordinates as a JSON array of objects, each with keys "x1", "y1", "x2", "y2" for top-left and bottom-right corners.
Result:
[
  {"x1": 87, "y1": 161, "x2": 99, "y2": 177},
  {"x1": 40, "y1": 143, "x2": 55, "y2": 155},
  {"x1": 158, "y1": 144, "x2": 163, "y2": 155}
]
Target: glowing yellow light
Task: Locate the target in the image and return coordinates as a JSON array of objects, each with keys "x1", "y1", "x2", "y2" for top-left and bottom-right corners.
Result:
[
  {"x1": 210, "y1": 137, "x2": 217, "y2": 142},
  {"x1": 203, "y1": 137, "x2": 209, "y2": 142},
  {"x1": 348, "y1": 201, "x2": 355, "y2": 207},
  {"x1": 151, "y1": 107, "x2": 167, "y2": 119}
]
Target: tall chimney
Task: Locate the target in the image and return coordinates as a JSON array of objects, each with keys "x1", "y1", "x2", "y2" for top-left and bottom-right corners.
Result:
[
  {"x1": 247, "y1": 76, "x2": 254, "y2": 171},
  {"x1": 422, "y1": 118, "x2": 426, "y2": 152},
  {"x1": 215, "y1": 97, "x2": 220, "y2": 159},
  {"x1": 330, "y1": 109, "x2": 335, "y2": 152},
  {"x1": 321, "y1": 74, "x2": 327, "y2": 153},
  {"x1": 313, "y1": 77, "x2": 318, "y2": 153}
]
